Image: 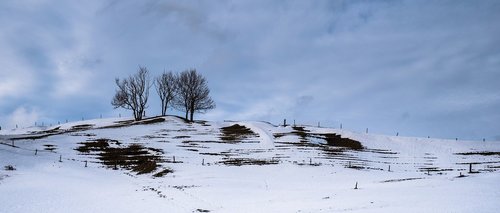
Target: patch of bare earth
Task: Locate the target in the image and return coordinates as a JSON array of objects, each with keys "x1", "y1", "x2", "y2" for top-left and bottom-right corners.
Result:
[
  {"x1": 75, "y1": 139, "x2": 171, "y2": 175},
  {"x1": 219, "y1": 124, "x2": 258, "y2": 142}
]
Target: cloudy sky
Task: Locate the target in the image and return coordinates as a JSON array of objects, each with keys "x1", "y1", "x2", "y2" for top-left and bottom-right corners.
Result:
[{"x1": 1, "y1": 0, "x2": 499, "y2": 140}]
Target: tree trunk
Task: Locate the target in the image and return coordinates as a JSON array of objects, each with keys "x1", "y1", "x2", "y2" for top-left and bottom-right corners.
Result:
[
  {"x1": 189, "y1": 102, "x2": 195, "y2": 122},
  {"x1": 161, "y1": 101, "x2": 166, "y2": 116}
]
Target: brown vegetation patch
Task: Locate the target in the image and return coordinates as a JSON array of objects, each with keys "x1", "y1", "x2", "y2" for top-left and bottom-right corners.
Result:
[
  {"x1": 71, "y1": 124, "x2": 94, "y2": 131},
  {"x1": 309, "y1": 134, "x2": 363, "y2": 150},
  {"x1": 75, "y1": 139, "x2": 166, "y2": 175},
  {"x1": 135, "y1": 117, "x2": 166, "y2": 125},
  {"x1": 291, "y1": 126, "x2": 310, "y2": 140},
  {"x1": 381, "y1": 178, "x2": 423, "y2": 183},
  {"x1": 455, "y1": 151, "x2": 500, "y2": 156},
  {"x1": 220, "y1": 124, "x2": 258, "y2": 142},
  {"x1": 218, "y1": 158, "x2": 279, "y2": 166},
  {"x1": 153, "y1": 168, "x2": 174, "y2": 177},
  {"x1": 43, "y1": 144, "x2": 57, "y2": 151},
  {"x1": 4, "y1": 165, "x2": 16, "y2": 171}
]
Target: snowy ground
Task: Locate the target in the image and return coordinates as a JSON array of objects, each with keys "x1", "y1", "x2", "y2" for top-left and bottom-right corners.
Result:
[{"x1": 1, "y1": 116, "x2": 499, "y2": 212}]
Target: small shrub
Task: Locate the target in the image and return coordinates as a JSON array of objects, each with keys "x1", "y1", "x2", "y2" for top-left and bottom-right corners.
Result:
[{"x1": 4, "y1": 165, "x2": 16, "y2": 171}]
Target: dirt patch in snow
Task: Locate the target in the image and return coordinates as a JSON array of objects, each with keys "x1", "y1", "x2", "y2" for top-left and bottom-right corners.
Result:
[
  {"x1": 455, "y1": 151, "x2": 500, "y2": 156},
  {"x1": 381, "y1": 177, "x2": 423, "y2": 183},
  {"x1": 43, "y1": 144, "x2": 57, "y2": 151},
  {"x1": 218, "y1": 158, "x2": 280, "y2": 166},
  {"x1": 220, "y1": 124, "x2": 258, "y2": 142},
  {"x1": 75, "y1": 139, "x2": 169, "y2": 175}
]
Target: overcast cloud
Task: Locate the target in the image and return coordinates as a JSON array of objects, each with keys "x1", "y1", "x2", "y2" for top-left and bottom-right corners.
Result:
[{"x1": 1, "y1": 0, "x2": 499, "y2": 140}]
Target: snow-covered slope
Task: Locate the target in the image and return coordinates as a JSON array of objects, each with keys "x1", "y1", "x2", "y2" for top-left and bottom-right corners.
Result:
[{"x1": 1, "y1": 116, "x2": 499, "y2": 212}]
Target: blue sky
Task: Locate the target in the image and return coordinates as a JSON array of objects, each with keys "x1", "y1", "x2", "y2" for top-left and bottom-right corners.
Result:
[{"x1": 1, "y1": 0, "x2": 499, "y2": 141}]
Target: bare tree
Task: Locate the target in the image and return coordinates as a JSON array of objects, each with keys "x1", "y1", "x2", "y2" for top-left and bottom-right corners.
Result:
[
  {"x1": 112, "y1": 66, "x2": 151, "y2": 121},
  {"x1": 174, "y1": 69, "x2": 215, "y2": 122},
  {"x1": 155, "y1": 71, "x2": 176, "y2": 116}
]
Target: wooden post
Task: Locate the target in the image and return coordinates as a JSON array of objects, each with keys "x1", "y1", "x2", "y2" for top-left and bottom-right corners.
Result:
[
  {"x1": 427, "y1": 169, "x2": 430, "y2": 175},
  {"x1": 354, "y1": 182, "x2": 358, "y2": 189},
  {"x1": 348, "y1": 161, "x2": 351, "y2": 168},
  {"x1": 469, "y1": 163, "x2": 472, "y2": 173},
  {"x1": 85, "y1": 161, "x2": 88, "y2": 167},
  {"x1": 202, "y1": 159, "x2": 205, "y2": 166},
  {"x1": 396, "y1": 132, "x2": 399, "y2": 136},
  {"x1": 293, "y1": 120, "x2": 296, "y2": 127},
  {"x1": 283, "y1": 119, "x2": 286, "y2": 126},
  {"x1": 114, "y1": 161, "x2": 117, "y2": 170},
  {"x1": 35, "y1": 149, "x2": 38, "y2": 155},
  {"x1": 309, "y1": 158, "x2": 312, "y2": 165},
  {"x1": 59, "y1": 155, "x2": 62, "y2": 162},
  {"x1": 173, "y1": 156, "x2": 176, "y2": 163},
  {"x1": 340, "y1": 123, "x2": 342, "y2": 129},
  {"x1": 388, "y1": 165, "x2": 391, "y2": 172},
  {"x1": 318, "y1": 122, "x2": 320, "y2": 127},
  {"x1": 12, "y1": 141, "x2": 14, "y2": 147}
]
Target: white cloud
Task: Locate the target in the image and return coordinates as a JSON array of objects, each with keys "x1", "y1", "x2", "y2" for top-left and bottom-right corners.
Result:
[{"x1": 5, "y1": 106, "x2": 42, "y2": 129}]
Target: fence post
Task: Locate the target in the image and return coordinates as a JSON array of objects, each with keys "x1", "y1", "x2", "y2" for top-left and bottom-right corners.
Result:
[
  {"x1": 35, "y1": 149, "x2": 38, "y2": 155},
  {"x1": 85, "y1": 161, "x2": 88, "y2": 167},
  {"x1": 340, "y1": 123, "x2": 342, "y2": 129},
  {"x1": 354, "y1": 182, "x2": 358, "y2": 189},
  {"x1": 202, "y1": 159, "x2": 205, "y2": 166},
  {"x1": 59, "y1": 155, "x2": 62, "y2": 162}
]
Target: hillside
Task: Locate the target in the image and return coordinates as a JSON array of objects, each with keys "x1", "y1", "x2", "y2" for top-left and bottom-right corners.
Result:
[{"x1": 1, "y1": 116, "x2": 499, "y2": 212}]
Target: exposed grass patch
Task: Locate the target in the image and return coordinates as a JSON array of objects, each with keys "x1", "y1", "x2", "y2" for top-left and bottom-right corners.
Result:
[
  {"x1": 218, "y1": 158, "x2": 279, "y2": 166},
  {"x1": 75, "y1": 139, "x2": 166, "y2": 175},
  {"x1": 220, "y1": 124, "x2": 258, "y2": 142},
  {"x1": 43, "y1": 144, "x2": 57, "y2": 151},
  {"x1": 4, "y1": 165, "x2": 16, "y2": 171},
  {"x1": 71, "y1": 124, "x2": 94, "y2": 131},
  {"x1": 456, "y1": 152, "x2": 500, "y2": 156},
  {"x1": 381, "y1": 178, "x2": 423, "y2": 183},
  {"x1": 153, "y1": 168, "x2": 174, "y2": 177}
]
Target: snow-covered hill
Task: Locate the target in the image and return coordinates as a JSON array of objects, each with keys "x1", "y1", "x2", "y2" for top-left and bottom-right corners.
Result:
[{"x1": 1, "y1": 116, "x2": 499, "y2": 212}]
